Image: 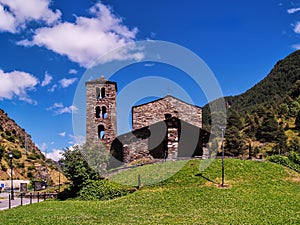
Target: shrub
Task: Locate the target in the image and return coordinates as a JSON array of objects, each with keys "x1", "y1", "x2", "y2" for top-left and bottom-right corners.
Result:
[
  {"x1": 267, "y1": 152, "x2": 300, "y2": 172},
  {"x1": 12, "y1": 149, "x2": 22, "y2": 159},
  {"x1": 5, "y1": 130, "x2": 11, "y2": 136},
  {"x1": 78, "y1": 179, "x2": 130, "y2": 201},
  {"x1": 7, "y1": 136, "x2": 15, "y2": 143},
  {"x1": 27, "y1": 153, "x2": 37, "y2": 160}
]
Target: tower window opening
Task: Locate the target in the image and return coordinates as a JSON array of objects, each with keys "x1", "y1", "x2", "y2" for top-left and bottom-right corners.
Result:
[
  {"x1": 102, "y1": 106, "x2": 107, "y2": 119},
  {"x1": 96, "y1": 87, "x2": 101, "y2": 100},
  {"x1": 101, "y1": 87, "x2": 105, "y2": 98},
  {"x1": 95, "y1": 106, "x2": 101, "y2": 118},
  {"x1": 98, "y1": 125, "x2": 105, "y2": 139},
  {"x1": 165, "y1": 113, "x2": 172, "y2": 120}
]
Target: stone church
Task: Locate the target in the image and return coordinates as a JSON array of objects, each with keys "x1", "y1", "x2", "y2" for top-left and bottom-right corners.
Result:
[{"x1": 86, "y1": 76, "x2": 210, "y2": 166}]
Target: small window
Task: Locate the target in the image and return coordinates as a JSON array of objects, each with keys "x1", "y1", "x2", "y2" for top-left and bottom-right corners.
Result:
[
  {"x1": 98, "y1": 125, "x2": 105, "y2": 139},
  {"x1": 101, "y1": 87, "x2": 105, "y2": 98},
  {"x1": 165, "y1": 113, "x2": 172, "y2": 119},
  {"x1": 102, "y1": 106, "x2": 107, "y2": 119},
  {"x1": 95, "y1": 106, "x2": 101, "y2": 118},
  {"x1": 96, "y1": 87, "x2": 100, "y2": 100}
]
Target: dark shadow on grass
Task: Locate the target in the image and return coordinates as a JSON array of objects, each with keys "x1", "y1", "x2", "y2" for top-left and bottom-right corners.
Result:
[{"x1": 195, "y1": 173, "x2": 217, "y2": 184}]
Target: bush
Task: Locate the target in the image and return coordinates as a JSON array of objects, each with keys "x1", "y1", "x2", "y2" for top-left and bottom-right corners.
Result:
[
  {"x1": 12, "y1": 149, "x2": 22, "y2": 159},
  {"x1": 267, "y1": 152, "x2": 300, "y2": 172},
  {"x1": 5, "y1": 130, "x2": 11, "y2": 136},
  {"x1": 78, "y1": 179, "x2": 130, "y2": 201},
  {"x1": 27, "y1": 153, "x2": 37, "y2": 160}
]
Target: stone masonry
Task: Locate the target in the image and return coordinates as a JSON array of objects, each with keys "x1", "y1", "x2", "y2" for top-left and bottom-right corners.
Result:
[
  {"x1": 86, "y1": 76, "x2": 117, "y2": 145},
  {"x1": 132, "y1": 95, "x2": 202, "y2": 130}
]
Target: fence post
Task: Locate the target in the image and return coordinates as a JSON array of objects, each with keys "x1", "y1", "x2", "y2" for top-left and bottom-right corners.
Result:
[
  {"x1": 37, "y1": 192, "x2": 39, "y2": 203},
  {"x1": 30, "y1": 193, "x2": 32, "y2": 204},
  {"x1": 8, "y1": 194, "x2": 11, "y2": 209},
  {"x1": 20, "y1": 193, "x2": 23, "y2": 206},
  {"x1": 138, "y1": 174, "x2": 141, "y2": 189}
]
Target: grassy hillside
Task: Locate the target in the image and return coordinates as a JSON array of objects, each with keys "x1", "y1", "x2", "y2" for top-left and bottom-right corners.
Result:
[{"x1": 0, "y1": 159, "x2": 299, "y2": 224}]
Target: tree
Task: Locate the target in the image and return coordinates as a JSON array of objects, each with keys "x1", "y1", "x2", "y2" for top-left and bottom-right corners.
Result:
[
  {"x1": 224, "y1": 126, "x2": 244, "y2": 156},
  {"x1": 256, "y1": 112, "x2": 279, "y2": 142},
  {"x1": 295, "y1": 110, "x2": 300, "y2": 131},
  {"x1": 59, "y1": 143, "x2": 104, "y2": 195}
]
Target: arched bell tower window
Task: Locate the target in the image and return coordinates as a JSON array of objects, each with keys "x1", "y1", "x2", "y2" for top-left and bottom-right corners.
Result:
[
  {"x1": 98, "y1": 125, "x2": 105, "y2": 139},
  {"x1": 95, "y1": 106, "x2": 101, "y2": 118},
  {"x1": 101, "y1": 87, "x2": 105, "y2": 98},
  {"x1": 102, "y1": 106, "x2": 107, "y2": 119},
  {"x1": 96, "y1": 87, "x2": 101, "y2": 100}
]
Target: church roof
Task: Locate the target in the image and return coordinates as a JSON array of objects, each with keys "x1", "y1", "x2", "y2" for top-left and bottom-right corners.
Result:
[{"x1": 132, "y1": 94, "x2": 202, "y2": 109}]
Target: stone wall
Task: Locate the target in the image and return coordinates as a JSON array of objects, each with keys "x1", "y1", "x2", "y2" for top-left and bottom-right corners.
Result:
[{"x1": 132, "y1": 95, "x2": 202, "y2": 130}]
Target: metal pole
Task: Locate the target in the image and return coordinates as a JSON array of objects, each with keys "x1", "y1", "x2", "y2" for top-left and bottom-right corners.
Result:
[
  {"x1": 9, "y1": 151, "x2": 14, "y2": 200},
  {"x1": 8, "y1": 194, "x2": 11, "y2": 209},
  {"x1": 221, "y1": 127, "x2": 225, "y2": 187}
]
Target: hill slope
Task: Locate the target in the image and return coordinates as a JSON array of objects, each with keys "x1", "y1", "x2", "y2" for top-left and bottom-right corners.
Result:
[
  {"x1": 0, "y1": 108, "x2": 65, "y2": 184},
  {"x1": 227, "y1": 50, "x2": 300, "y2": 111},
  {"x1": 0, "y1": 159, "x2": 299, "y2": 224}
]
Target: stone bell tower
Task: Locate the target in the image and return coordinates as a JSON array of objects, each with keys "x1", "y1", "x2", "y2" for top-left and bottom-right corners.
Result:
[{"x1": 85, "y1": 75, "x2": 117, "y2": 146}]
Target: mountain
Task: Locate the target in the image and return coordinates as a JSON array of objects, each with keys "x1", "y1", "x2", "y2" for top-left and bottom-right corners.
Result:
[
  {"x1": 203, "y1": 50, "x2": 300, "y2": 157},
  {"x1": 0, "y1": 108, "x2": 66, "y2": 185}
]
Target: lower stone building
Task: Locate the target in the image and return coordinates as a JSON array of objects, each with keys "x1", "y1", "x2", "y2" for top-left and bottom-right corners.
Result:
[{"x1": 110, "y1": 117, "x2": 210, "y2": 167}]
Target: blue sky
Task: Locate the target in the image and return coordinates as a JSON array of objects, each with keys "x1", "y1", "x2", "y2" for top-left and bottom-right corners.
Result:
[{"x1": 0, "y1": 0, "x2": 300, "y2": 160}]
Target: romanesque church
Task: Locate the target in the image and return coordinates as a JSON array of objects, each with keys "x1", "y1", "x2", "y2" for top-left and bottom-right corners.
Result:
[{"x1": 86, "y1": 76, "x2": 210, "y2": 166}]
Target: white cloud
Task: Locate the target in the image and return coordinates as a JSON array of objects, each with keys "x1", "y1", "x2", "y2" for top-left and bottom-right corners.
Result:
[
  {"x1": 287, "y1": 7, "x2": 300, "y2": 14},
  {"x1": 0, "y1": 69, "x2": 38, "y2": 104},
  {"x1": 0, "y1": 4, "x2": 16, "y2": 32},
  {"x1": 68, "y1": 69, "x2": 78, "y2": 74},
  {"x1": 0, "y1": 0, "x2": 61, "y2": 33},
  {"x1": 47, "y1": 149, "x2": 63, "y2": 161},
  {"x1": 41, "y1": 71, "x2": 53, "y2": 87},
  {"x1": 59, "y1": 132, "x2": 66, "y2": 137},
  {"x1": 68, "y1": 134, "x2": 85, "y2": 146},
  {"x1": 59, "y1": 77, "x2": 77, "y2": 88},
  {"x1": 48, "y1": 84, "x2": 57, "y2": 92},
  {"x1": 292, "y1": 43, "x2": 300, "y2": 50},
  {"x1": 18, "y1": 2, "x2": 142, "y2": 68},
  {"x1": 47, "y1": 102, "x2": 78, "y2": 115},
  {"x1": 294, "y1": 21, "x2": 300, "y2": 34}
]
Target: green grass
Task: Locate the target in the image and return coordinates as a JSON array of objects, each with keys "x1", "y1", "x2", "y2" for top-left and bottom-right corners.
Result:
[{"x1": 0, "y1": 159, "x2": 299, "y2": 224}]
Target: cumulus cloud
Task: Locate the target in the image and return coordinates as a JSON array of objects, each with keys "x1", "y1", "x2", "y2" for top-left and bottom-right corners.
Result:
[
  {"x1": 18, "y1": 2, "x2": 142, "y2": 67},
  {"x1": 59, "y1": 77, "x2": 77, "y2": 88},
  {"x1": 287, "y1": 7, "x2": 300, "y2": 14},
  {"x1": 47, "y1": 149, "x2": 63, "y2": 161},
  {"x1": 47, "y1": 102, "x2": 78, "y2": 115},
  {"x1": 0, "y1": 0, "x2": 61, "y2": 33},
  {"x1": 41, "y1": 71, "x2": 53, "y2": 86},
  {"x1": 0, "y1": 69, "x2": 38, "y2": 104}
]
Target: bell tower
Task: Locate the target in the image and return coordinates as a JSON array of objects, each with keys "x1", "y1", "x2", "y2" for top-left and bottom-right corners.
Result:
[{"x1": 85, "y1": 75, "x2": 117, "y2": 146}]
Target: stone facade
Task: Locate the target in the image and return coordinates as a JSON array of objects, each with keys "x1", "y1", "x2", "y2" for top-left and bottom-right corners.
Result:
[
  {"x1": 132, "y1": 95, "x2": 202, "y2": 130},
  {"x1": 85, "y1": 76, "x2": 117, "y2": 145}
]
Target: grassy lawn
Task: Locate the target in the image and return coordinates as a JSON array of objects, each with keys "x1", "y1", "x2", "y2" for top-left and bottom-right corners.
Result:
[{"x1": 0, "y1": 159, "x2": 299, "y2": 224}]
